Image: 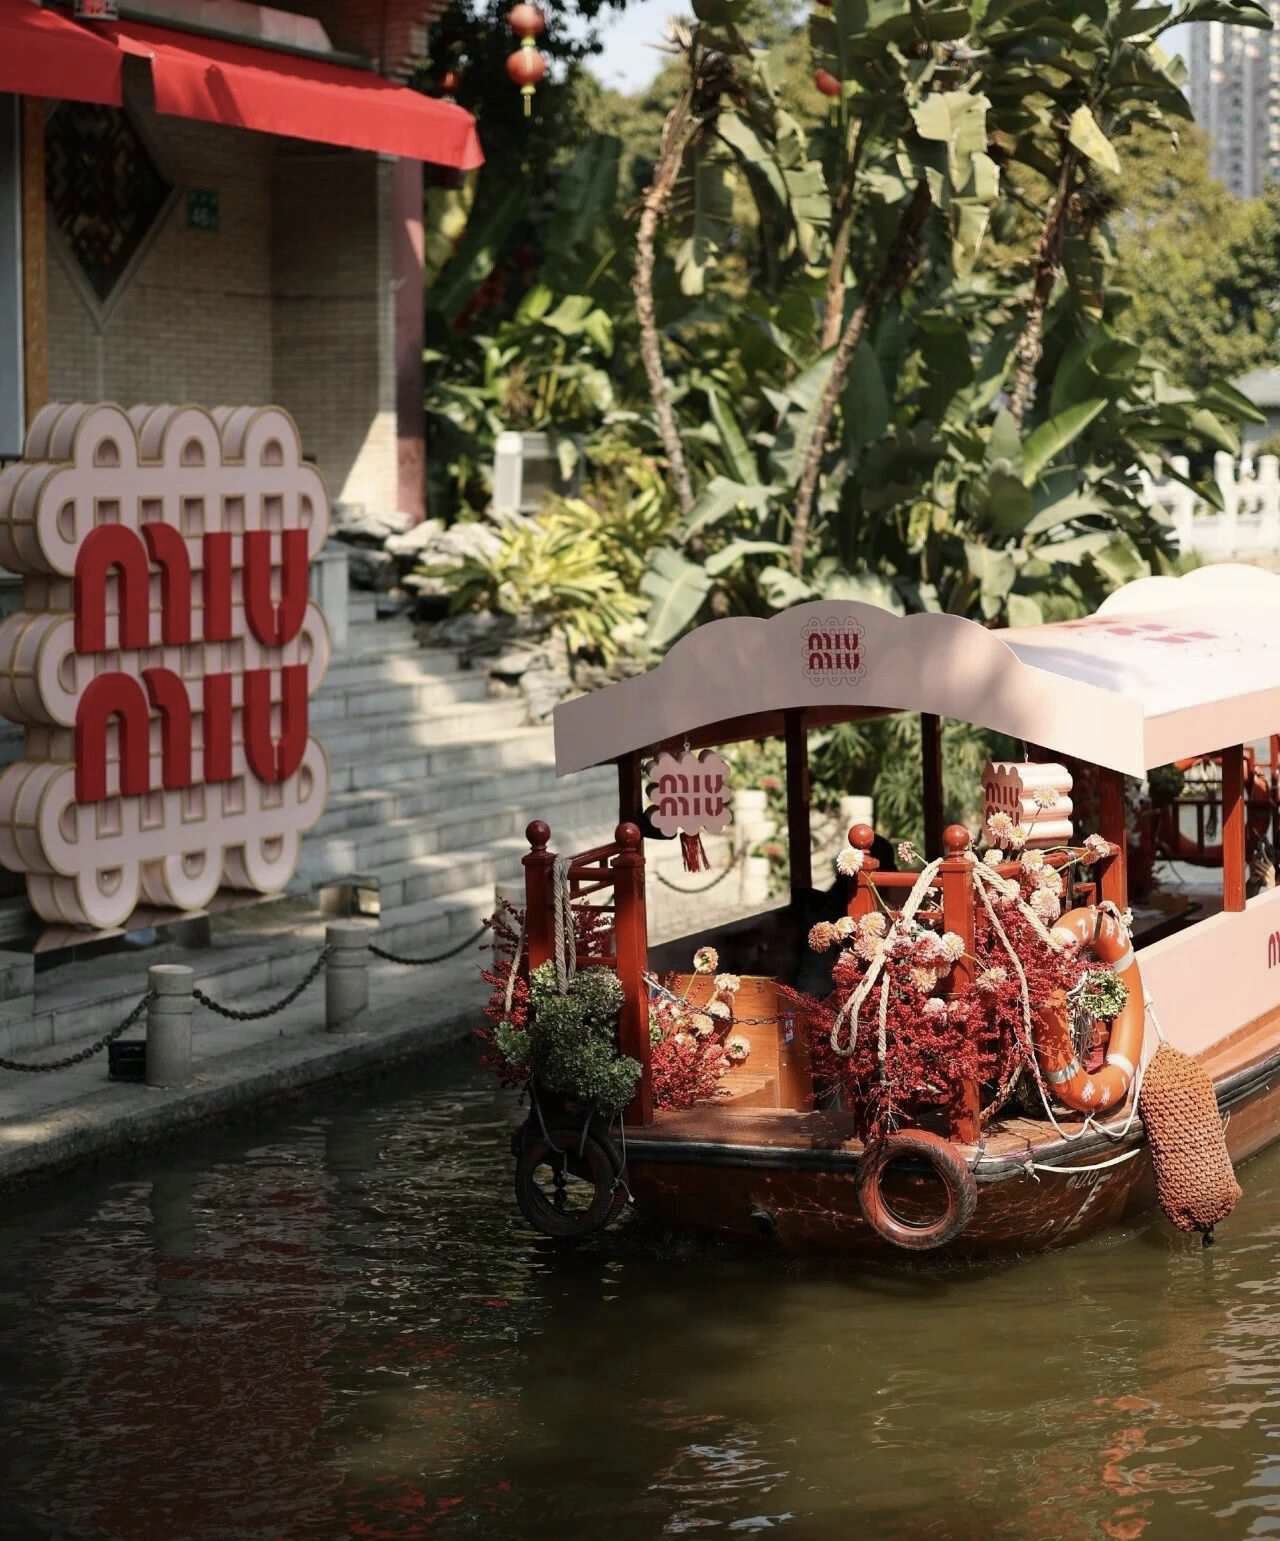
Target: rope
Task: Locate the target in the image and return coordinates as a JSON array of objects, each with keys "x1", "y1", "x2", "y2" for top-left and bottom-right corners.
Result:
[
  {"x1": 504, "y1": 911, "x2": 528, "y2": 1020},
  {"x1": 971, "y1": 865, "x2": 1147, "y2": 1145},
  {"x1": 829, "y1": 857, "x2": 944, "y2": 1058},
  {"x1": 551, "y1": 856, "x2": 577, "y2": 995},
  {"x1": 1030, "y1": 1146, "x2": 1145, "y2": 1175},
  {"x1": 369, "y1": 924, "x2": 489, "y2": 967},
  {"x1": 0, "y1": 990, "x2": 153, "y2": 1074},
  {"x1": 653, "y1": 848, "x2": 742, "y2": 894}
]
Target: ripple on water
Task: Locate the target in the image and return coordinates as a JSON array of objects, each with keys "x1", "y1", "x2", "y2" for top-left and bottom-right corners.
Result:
[{"x1": 5, "y1": 1052, "x2": 1280, "y2": 1539}]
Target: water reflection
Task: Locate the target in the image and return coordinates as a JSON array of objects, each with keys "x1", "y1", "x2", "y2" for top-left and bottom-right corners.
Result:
[{"x1": 4, "y1": 1047, "x2": 1280, "y2": 1539}]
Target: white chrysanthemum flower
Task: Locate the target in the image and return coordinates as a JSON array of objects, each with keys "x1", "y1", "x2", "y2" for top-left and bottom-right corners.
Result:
[
  {"x1": 693, "y1": 946, "x2": 719, "y2": 974},
  {"x1": 708, "y1": 1000, "x2": 731, "y2": 1020},
  {"x1": 808, "y1": 921, "x2": 837, "y2": 952},
  {"x1": 1008, "y1": 824, "x2": 1028, "y2": 850},
  {"x1": 897, "y1": 840, "x2": 921, "y2": 866},
  {"x1": 976, "y1": 966, "x2": 1008, "y2": 994},
  {"x1": 1082, "y1": 833, "x2": 1112, "y2": 865},
  {"x1": 854, "y1": 933, "x2": 883, "y2": 963},
  {"x1": 909, "y1": 965, "x2": 940, "y2": 992},
  {"x1": 983, "y1": 848, "x2": 1005, "y2": 868},
  {"x1": 1033, "y1": 787, "x2": 1058, "y2": 810},
  {"x1": 1035, "y1": 866, "x2": 1064, "y2": 895},
  {"x1": 858, "y1": 912, "x2": 888, "y2": 938},
  {"x1": 940, "y1": 932, "x2": 965, "y2": 963},
  {"x1": 714, "y1": 973, "x2": 741, "y2": 996},
  {"x1": 834, "y1": 846, "x2": 865, "y2": 877},
  {"x1": 691, "y1": 1013, "x2": 715, "y2": 1036},
  {"x1": 922, "y1": 996, "x2": 947, "y2": 1019},
  {"x1": 986, "y1": 811, "x2": 1015, "y2": 844},
  {"x1": 1030, "y1": 888, "x2": 1061, "y2": 923},
  {"x1": 726, "y1": 1034, "x2": 751, "y2": 1063},
  {"x1": 834, "y1": 915, "x2": 856, "y2": 939},
  {"x1": 1020, "y1": 848, "x2": 1045, "y2": 872}
]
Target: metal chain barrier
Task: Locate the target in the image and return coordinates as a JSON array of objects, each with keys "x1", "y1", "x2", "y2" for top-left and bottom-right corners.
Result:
[
  {"x1": 0, "y1": 991, "x2": 154, "y2": 1074},
  {"x1": 369, "y1": 924, "x2": 490, "y2": 967},
  {"x1": 653, "y1": 847, "x2": 743, "y2": 895},
  {"x1": 193, "y1": 946, "x2": 332, "y2": 1022}
]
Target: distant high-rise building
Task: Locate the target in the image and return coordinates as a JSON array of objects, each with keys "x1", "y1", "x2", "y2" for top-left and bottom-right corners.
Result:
[{"x1": 1188, "y1": 17, "x2": 1279, "y2": 197}]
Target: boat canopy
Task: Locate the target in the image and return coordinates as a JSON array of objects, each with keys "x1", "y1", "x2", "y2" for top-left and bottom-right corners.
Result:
[{"x1": 553, "y1": 566, "x2": 1280, "y2": 779}]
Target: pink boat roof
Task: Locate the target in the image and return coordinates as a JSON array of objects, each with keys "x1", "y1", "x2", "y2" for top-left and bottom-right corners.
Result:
[{"x1": 553, "y1": 565, "x2": 1280, "y2": 778}]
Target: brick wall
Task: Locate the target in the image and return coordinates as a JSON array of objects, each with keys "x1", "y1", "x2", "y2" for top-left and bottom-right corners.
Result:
[
  {"x1": 47, "y1": 94, "x2": 274, "y2": 406},
  {"x1": 271, "y1": 147, "x2": 397, "y2": 515},
  {"x1": 45, "y1": 93, "x2": 400, "y2": 518}
]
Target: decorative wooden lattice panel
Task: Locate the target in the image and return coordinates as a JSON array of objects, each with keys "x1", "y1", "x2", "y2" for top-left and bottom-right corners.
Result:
[{"x1": 45, "y1": 103, "x2": 171, "y2": 302}]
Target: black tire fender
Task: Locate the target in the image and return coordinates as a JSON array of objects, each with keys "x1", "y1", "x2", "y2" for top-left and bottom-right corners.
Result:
[{"x1": 857, "y1": 1128, "x2": 978, "y2": 1252}]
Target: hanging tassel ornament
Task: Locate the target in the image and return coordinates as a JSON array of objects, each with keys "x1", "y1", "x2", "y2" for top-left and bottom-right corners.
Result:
[
  {"x1": 506, "y1": 3, "x2": 547, "y2": 118},
  {"x1": 680, "y1": 832, "x2": 710, "y2": 873}
]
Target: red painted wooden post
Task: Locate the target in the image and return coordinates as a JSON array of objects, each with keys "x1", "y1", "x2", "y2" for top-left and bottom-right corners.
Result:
[
  {"x1": 617, "y1": 751, "x2": 644, "y2": 826},
  {"x1": 847, "y1": 823, "x2": 879, "y2": 919},
  {"x1": 940, "y1": 823, "x2": 979, "y2": 1143},
  {"x1": 921, "y1": 712, "x2": 944, "y2": 859},
  {"x1": 1097, "y1": 769, "x2": 1129, "y2": 910},
  {"x1": 785, "y1": 708, "x2": 812, "y2": 896},
  {"x1": 522, "y1": 819, "x2": 555, "y2": 970},
  {"x1": 612, "y1": 821, "x2": 654, "y2": 1125},
  {"x1": 1223, "y1": 743, "x2": 1246, "y2": 913}
]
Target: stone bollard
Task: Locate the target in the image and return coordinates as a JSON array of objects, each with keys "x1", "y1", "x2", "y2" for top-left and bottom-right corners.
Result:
[
  {"x1": 146, "y1": 964, "x2": 194, "y2": 1087},
  {"x1": 326, "y1": 921, "x2": 371, "y2": 1032}
]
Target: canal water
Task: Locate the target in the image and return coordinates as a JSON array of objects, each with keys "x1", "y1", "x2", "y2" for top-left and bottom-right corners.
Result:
[{"x1": 3, "y1": 1048, "x2": 1280, "y2": 1541}]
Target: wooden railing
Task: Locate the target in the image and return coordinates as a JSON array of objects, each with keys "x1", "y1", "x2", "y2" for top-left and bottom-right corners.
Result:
[
  {"x1": 522, "y1": 820, "x2": 653, "y2": 1124},
  {"x1": 844, "y1": 821, "x2": 1122, "y2": 1143}
]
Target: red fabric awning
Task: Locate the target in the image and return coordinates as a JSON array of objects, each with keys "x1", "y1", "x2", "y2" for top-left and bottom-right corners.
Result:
[
  {"x1": 0, "y1": 0, "x2": 123, "y2": 105},
  {"x1": 0, "y1": 1, "x2": 482, "y2": 171},
  {"x1": 109, "y1": 20, "x2": 483, "y2": 170}
]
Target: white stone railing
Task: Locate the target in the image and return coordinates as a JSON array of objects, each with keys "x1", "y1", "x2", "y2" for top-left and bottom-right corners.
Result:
[{"x1": 1143, "y1": 453, "x2": 1280, "y2": 560}]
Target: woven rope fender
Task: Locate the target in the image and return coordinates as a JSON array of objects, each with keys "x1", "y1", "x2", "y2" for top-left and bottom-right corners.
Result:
[{"x1": 1138, "y1": 1043, "x2": 1241, "y2": 1240}]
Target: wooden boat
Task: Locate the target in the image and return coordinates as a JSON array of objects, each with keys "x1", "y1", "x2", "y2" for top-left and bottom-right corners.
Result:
[{"x1": 509, "y1": 564, "x2": 1280, "y2": 1257}]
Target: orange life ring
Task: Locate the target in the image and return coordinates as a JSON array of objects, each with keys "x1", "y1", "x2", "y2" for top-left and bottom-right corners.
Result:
[
  {"x1": 1033, "y1": 906, "x2": 1145, "y2": 1113},
  {"x1": 856, "y1": 1128, "x2": 978, "y2": 1251}
]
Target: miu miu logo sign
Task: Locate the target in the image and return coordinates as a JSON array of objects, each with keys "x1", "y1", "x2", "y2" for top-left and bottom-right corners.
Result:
[{"x1": 802, "y1": 617, "x2": 866, "y2": 687}]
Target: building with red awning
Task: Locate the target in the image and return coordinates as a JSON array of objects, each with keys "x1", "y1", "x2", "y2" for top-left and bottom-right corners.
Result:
[{"x1": 1, "y1": 0, "x2": 482, "y2": 523}]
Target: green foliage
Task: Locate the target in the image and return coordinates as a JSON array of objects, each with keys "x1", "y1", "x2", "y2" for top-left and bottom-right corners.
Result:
[
  {"x1": 1146, "y1": 762, "x2": 1186, "y2": 806},
  {"x1": 1110, "y1": 125, "x2": 1280, "y2": 392},
  {"x1": 424, "y1": 0, "x2": 1270, "y2": 666},
  {"x1": 426, "y1": 498, "x2": 652, "y2": 666},
  {"x1": 505, "y1": 961, "x2": 641, "y2": 1112},
  {"x1": 1077, "y1": 967, "x2": 1130, "y2": 1021}
]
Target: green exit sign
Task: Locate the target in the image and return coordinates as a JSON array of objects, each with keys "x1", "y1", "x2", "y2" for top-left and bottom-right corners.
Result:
[{"x1": 187, "y1": 189, "x2": 218, "y2": 232}]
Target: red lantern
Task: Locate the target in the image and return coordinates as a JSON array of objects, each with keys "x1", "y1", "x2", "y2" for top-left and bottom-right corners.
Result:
[
  {"x1": 507, "y1": 3, "x2": 547, "y2": 117},
  {"x1": 508, "y1": 2, "x2": 545, "y2": 37},
  {"x1": 814, "y1": 68, "x2": 842, "y2": 98}
]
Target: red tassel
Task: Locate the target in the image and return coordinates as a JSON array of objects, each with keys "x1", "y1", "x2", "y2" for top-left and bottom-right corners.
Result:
[{"x1": 680, "y1": 832, "x2": 709, "y2": 872}]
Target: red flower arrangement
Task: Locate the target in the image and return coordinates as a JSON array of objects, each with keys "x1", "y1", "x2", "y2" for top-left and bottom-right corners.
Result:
[
  {"x1": 647, "y1": 948, "x2": 742, "y2": 1111},
  {"x1": 782, "y1": 862, "x2": 1090, "y2": 1142}
]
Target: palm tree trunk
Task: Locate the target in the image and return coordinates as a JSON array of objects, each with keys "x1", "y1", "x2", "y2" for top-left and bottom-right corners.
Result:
[
  {"x1": 633, "y1": 90, "x2": 698, "y2": 516},
  {"x1": 1008, "y1": 149, "x2": 1078, "y2": 427},
  {"x1": 789, "y1": 182, "x2": 931, "y2": 576}
]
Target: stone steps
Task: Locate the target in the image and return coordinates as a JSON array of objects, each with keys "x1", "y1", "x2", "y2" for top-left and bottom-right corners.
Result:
[
  {"x1": 310, "y1": 669, "x2": 492, "y2": 723},
  {"x1": 297, "y1": 773, "x2": 616, "y2": 882},
  {"x1": 313, "y1": 695, "x2": 529, "y2": 757},
  {"x1": 325, "y1": 726, "x2": 557, "y2": 796},
  {"x1": 313, "y1": 760, "x2": 566, "y2": 837}
]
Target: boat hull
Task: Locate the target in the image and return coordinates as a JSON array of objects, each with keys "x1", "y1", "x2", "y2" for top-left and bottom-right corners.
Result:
[{"x1": 621, "y1": 1041, "x2": 1280, "y2": 1258}]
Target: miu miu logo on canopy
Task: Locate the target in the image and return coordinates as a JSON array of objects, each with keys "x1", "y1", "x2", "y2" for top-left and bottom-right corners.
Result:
[{"x1": 802, "y1": 617, "x2": 865, "y2": 686}]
